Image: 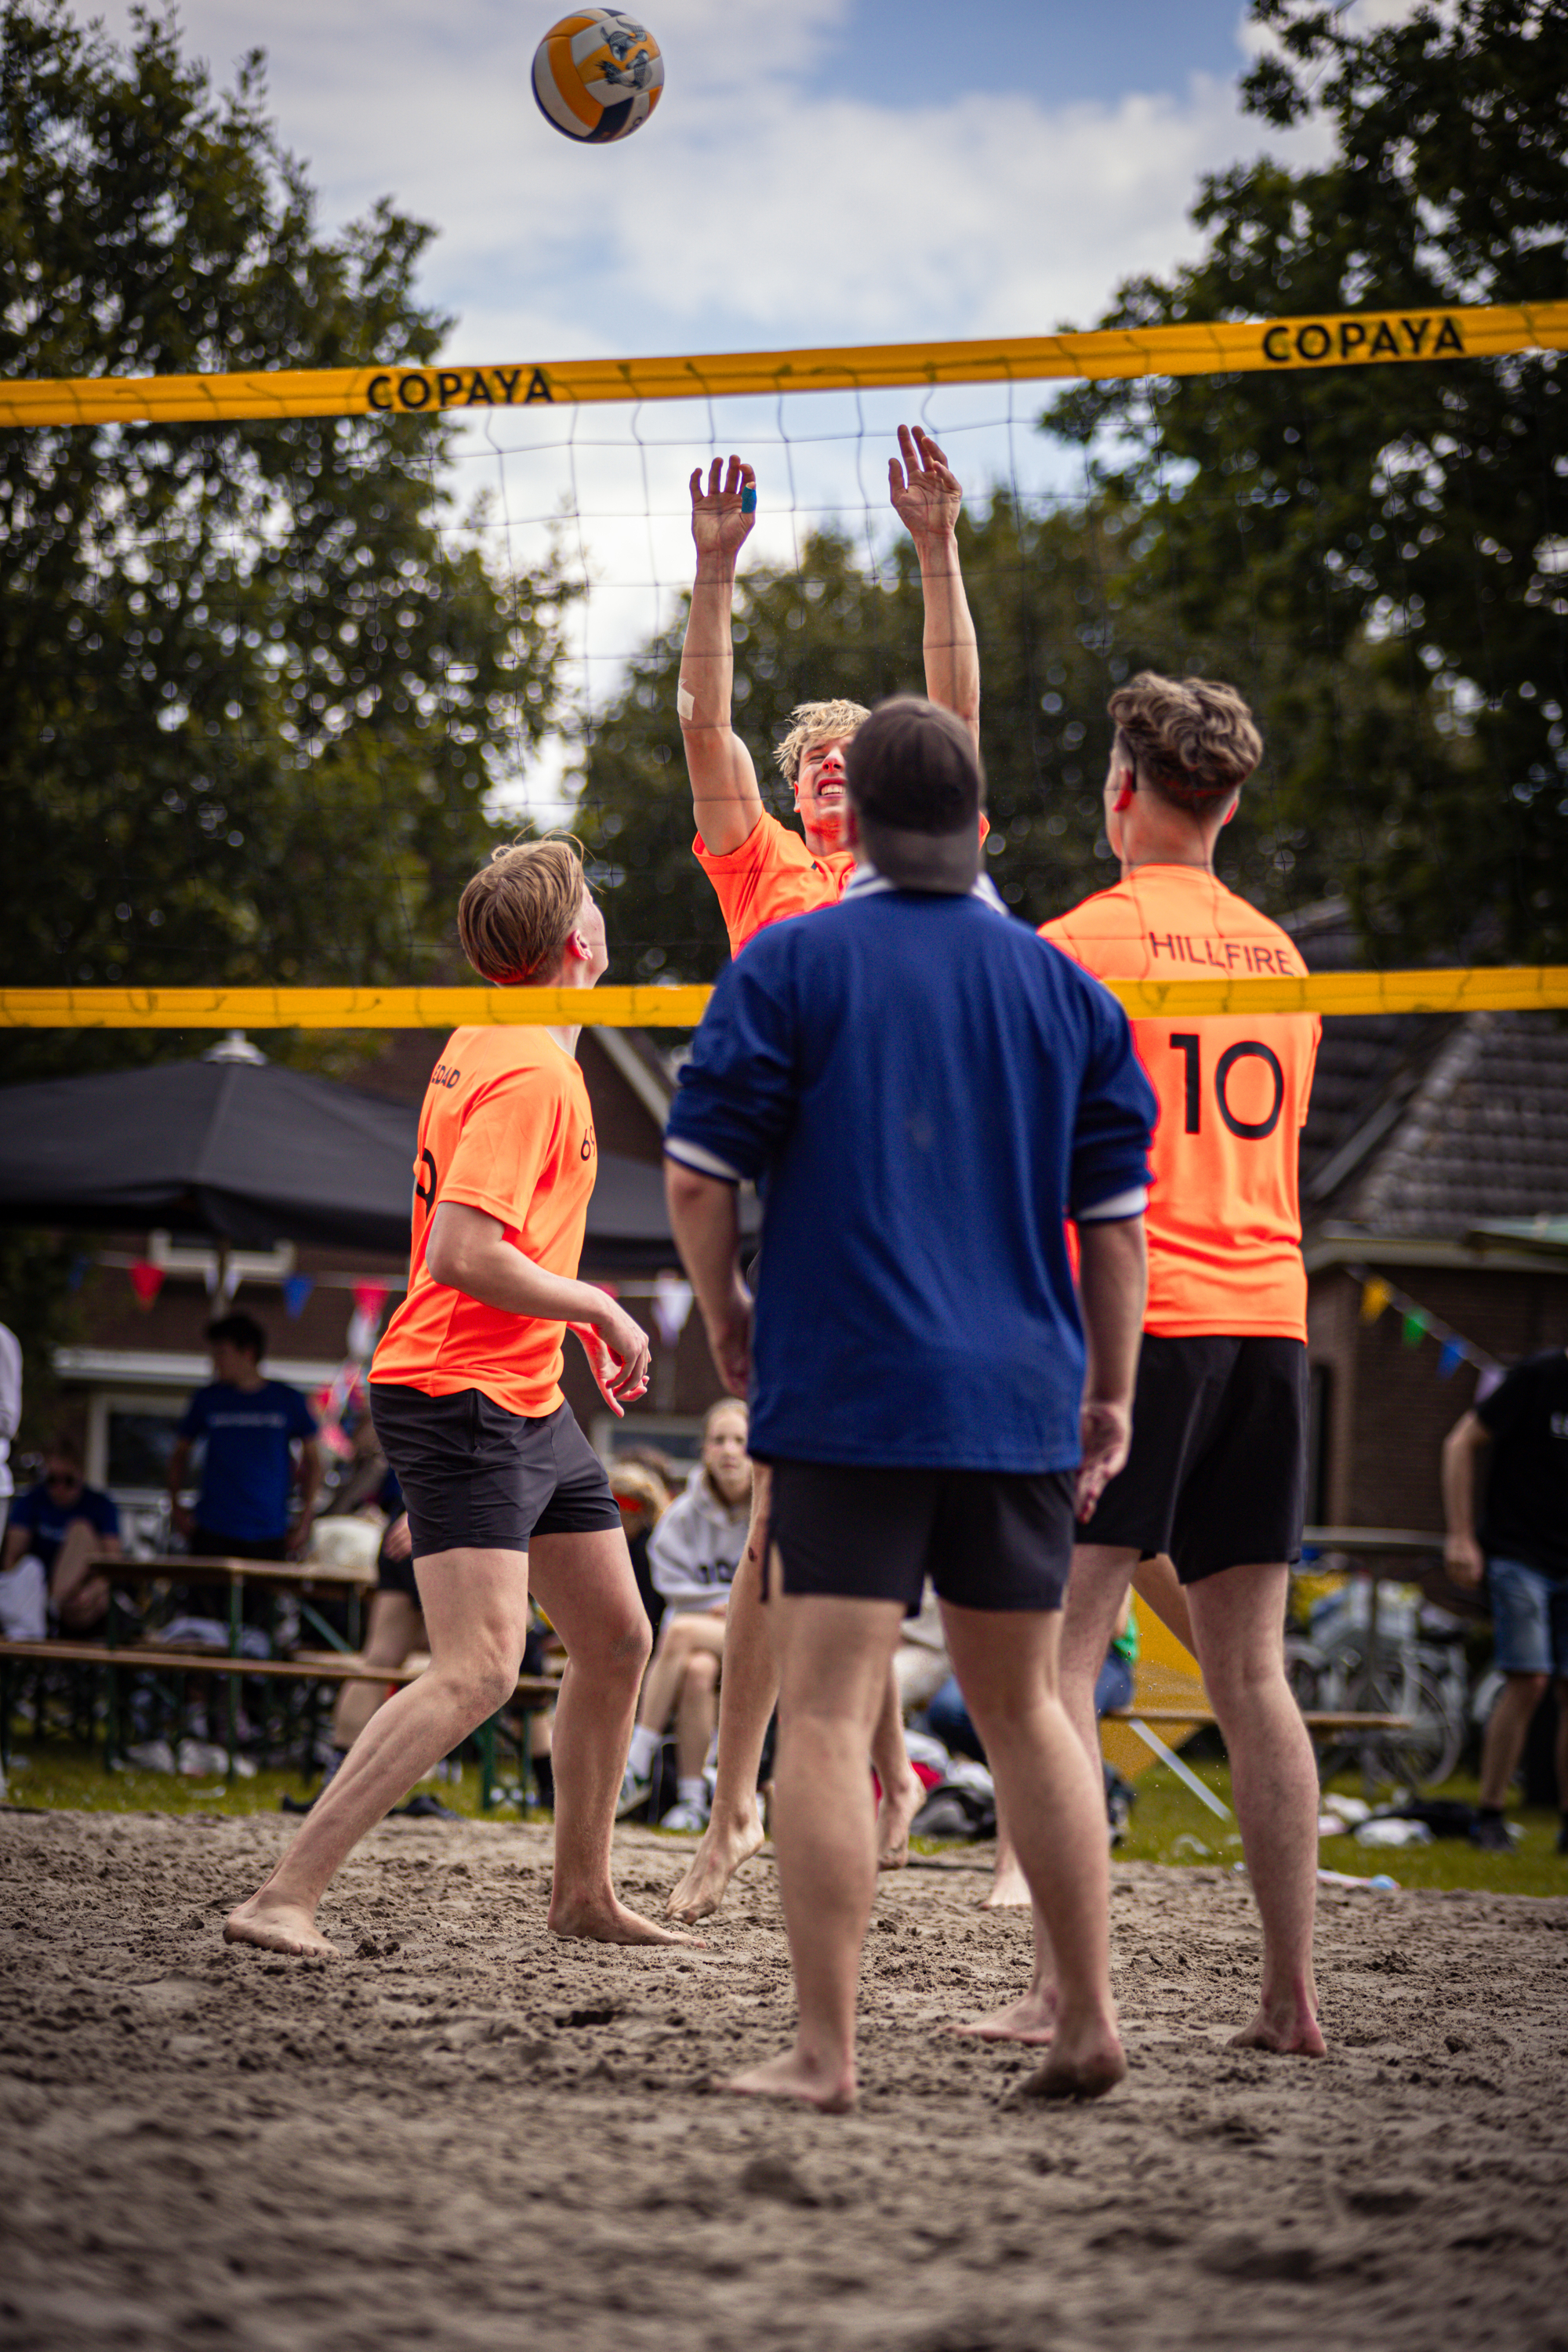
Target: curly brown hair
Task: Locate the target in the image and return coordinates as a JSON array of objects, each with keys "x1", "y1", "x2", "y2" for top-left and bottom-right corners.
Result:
[{"x1": 1108, "y1": 672, "x2": 1262, "y2": 812}]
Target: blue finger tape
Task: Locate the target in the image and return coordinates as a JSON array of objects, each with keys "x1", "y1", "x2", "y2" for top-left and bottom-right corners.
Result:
[{"x1": 741, "y1": 486, "x2": 757, "y2": 513}]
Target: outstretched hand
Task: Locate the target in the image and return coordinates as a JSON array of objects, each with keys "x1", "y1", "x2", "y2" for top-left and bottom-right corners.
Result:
[
  {"x1": 888, "y1": 423, "x2": 962, "y2": 543},
  {"x1": 690, "y1": 455, "x2": 757, "y2": 564}
]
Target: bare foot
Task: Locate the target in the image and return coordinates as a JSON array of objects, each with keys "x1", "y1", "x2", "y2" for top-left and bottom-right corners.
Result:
[
  {"x1": 549, "y1": 1891, "x2": 703, "y2": 1947},
  {"x1": 1230, "y1": 2003, "x2": 1327, "y2": 2056},
  {"x1": 223, "y1": 1892, "x2": 339, "y2": 1959},
  {"x1": 978, "y1": 1855, "x2": 1032, "y2": 1908},
  {"x1": 946, "y1": 1984, "x2": 1058, "y2": 2044},
  {"x1": 877, "y1": 1769, "x2": 924, "y2": 1872},
  {"x1": 721, "y1": 2045, "x2": 855, "y2": 2113},
  {"x1": 665, "y1": 1804, "x2": 764, "y2": 1924},
  {"x1": 1022, "y1": 2031, "x2": 1128, "y2": 2103}
]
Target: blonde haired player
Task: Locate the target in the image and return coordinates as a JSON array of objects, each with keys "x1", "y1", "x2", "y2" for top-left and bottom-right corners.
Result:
[
  {"x1": 960, "y1": 672, "x2": 1326, "y2": 2057},
  {"x1": 662, "y1": 426, "x2": 982, "y2": 1924},
  {"x1": 227, "y1": 840, "x2": 691, "y2": 1958}
]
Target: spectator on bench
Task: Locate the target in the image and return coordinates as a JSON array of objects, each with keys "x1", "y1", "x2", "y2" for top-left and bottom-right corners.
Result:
[
  {"x1": 2, "y1": 1432, "x2": 122, "y2": 1637},
  {"x1": 621, "y1": 1400, "x2": 753, "y2": 1831}
]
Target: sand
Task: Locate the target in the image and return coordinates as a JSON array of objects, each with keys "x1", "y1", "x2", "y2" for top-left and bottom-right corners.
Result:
[{"x1": 2, "y1": 1806, "x2": 1566, "y2": 2352}]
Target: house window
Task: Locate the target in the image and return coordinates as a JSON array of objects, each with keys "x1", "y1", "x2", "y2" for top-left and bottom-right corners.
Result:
[{"x1": 103, "y1": 1404, "x2": 184, "y2": 1494}]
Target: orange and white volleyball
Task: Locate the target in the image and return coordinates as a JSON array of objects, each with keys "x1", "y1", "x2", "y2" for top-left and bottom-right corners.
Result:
[{"x1": 532, "y1": 10, "x2": 664, "y2": 144}]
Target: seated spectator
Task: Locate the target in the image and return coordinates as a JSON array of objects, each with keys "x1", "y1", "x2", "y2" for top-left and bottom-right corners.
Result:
[
  {"x1": 620, "y1": 1400, "x2": 751, "y2": 1831},
  {"x1": 167, "y1": 1312, "x2": 322, "y2": 1581},
  {"x1": 2, "y1": 1434, "x2": 122, "y2": 1635}
]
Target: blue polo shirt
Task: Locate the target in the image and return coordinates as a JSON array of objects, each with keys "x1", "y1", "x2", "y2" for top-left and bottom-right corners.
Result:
[
  {"x1": 178, "y1": 1379, "x2": 318, "y2": 1542},
  {"x1": 6, "y1": 1479, "x2": 119, "y2": 1573},
  {"x1": 664, "y1": 887, "x2": 1156, "y2": 1472}
]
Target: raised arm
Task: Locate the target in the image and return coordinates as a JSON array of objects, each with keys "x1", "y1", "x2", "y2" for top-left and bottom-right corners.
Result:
[
  {"x1": 889, "y1": 425, "x2": 980, "y2": 753},
  {"x1": 679, "y1": 456, "x2": 764, "y2": 857}
]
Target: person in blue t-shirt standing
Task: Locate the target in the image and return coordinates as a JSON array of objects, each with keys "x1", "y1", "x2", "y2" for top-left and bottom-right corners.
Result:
[
  {"x1": 168, "y1": 1312, "x2": 321, "y2": 1564},
  {"x1": 2, "y1": 1432, "x2": 122, "y2": 1633},
  {"x1": 664, "y1": 696, "x2": 1156, "y2": 2113}
]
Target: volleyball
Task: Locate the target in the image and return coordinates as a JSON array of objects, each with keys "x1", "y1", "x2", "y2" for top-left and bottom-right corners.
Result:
[{"x1": 532, "y1": 10, "x2": 664, "y2": 144}]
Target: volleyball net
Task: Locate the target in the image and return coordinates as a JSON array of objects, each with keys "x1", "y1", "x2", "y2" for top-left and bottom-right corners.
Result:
[{"x1": 4, "y1": 299, "x2": 1566, "y2": 1030}]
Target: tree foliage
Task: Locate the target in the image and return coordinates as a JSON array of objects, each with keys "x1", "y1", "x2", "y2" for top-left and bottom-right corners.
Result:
[
  {"x1": 1046, "y1": 0, "x2": 1568, "y2": 964},
  {"x1": 0, "y1": 2, "x2": 567, "y2": 1076}
]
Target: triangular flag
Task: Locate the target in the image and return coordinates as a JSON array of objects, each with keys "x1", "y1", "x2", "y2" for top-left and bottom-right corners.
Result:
[
  {"x1": 1437, "y1": 1339, "x2": 1465, "y2": 1377},
  {"x1": 128, "y1": 1261, "x2": 164, "y2": 1308},
  {"x1": 1402, "y1": 1311, "x2": 1427, "y2": 1348},
  {"x1": 352, "y1": 1281, "x2": 388, "y2": 1323},
  {"x1": 66, "y1": 1253, "x2": 91, "y2": 1292},
  {"x1": 1359, "y1": 1277, "x2": 1392, "y2": 1324},
  {"x1": 652, "y1": 1272, "x2": 694, "y2": 1349},
  {"x1": 282, "y1": 1273, "x2": 315, "y2": 1319}
]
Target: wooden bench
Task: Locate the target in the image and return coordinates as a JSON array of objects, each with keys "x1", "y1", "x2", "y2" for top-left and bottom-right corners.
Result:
[{"x1": 0, "y1": 1638, "x2": 557, "y2": 1811}]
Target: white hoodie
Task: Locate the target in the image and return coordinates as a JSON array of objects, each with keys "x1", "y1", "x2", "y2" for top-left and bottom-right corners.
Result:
[{"x1": 648, "y1": 1462, "x2": 750, "y2": 1613}]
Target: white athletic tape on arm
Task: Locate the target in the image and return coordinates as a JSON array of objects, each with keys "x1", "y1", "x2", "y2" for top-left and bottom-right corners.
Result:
[
  {"x1": 1076, "y1": 1185, "x2": 1149, "y2": 1223},
  {"x1": 677, "y1": 684, "x2": 695, "y2": 722}
]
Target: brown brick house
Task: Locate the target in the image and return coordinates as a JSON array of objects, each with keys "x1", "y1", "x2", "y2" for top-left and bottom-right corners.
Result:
[{"x1": 1294, "y1": 904, "x2": 1568, "y2": 1532}]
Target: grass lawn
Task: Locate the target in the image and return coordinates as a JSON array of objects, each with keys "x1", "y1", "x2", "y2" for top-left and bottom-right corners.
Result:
[{"x1": 6, "y1": 1729, "x2": 1567, "y2": 1898}]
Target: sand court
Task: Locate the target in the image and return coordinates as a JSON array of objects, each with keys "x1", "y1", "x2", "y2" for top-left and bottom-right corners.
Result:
[{"x1": 2, "y1": 1805, "x2": 1566, "y2": 2352}]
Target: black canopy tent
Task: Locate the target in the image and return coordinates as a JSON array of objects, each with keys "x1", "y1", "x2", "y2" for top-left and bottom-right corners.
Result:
[{"x1": 0, "y1": 1053, "x2": 692, "y2": 1272}]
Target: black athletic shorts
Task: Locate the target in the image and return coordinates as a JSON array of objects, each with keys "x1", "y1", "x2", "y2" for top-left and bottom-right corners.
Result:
[
  {"x1": 764, "y1": 1461, "x2": 1076, "y2": 1613},
  {"x1": 1079, "y1": 1334, "x2": 1308, "y2": 1584},
  {"x1": 367, "y1": 1385, "x2": 621, "y2": 1560}
]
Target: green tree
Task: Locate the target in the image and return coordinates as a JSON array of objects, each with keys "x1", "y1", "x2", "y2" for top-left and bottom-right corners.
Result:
[
  {"x1": 0, "y1": 2, "x2": 567, "y2": 1077},
  {"x1": 1046, "y1": 0, "x2": 1568, "y2": 963}
]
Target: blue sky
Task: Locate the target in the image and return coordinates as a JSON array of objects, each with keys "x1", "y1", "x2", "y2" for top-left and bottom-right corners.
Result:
[{"x1": 823, "y1": 2, "x2": 1250, "y2": 110}]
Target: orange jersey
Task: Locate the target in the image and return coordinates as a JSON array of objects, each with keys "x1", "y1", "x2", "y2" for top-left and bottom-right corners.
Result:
[
  {"x1": 1041, "y1": 866, "x2": 1319, "y2": 1341},
  {"x1": 370, "y1": 1026, "x2": 597, "y2": 1419},
  {"x1": 695, "y1": 811, "x2": 855, "y2": 957},
  {"x1": 695, "y1": 808, "x2": 994, "y2": 957}
]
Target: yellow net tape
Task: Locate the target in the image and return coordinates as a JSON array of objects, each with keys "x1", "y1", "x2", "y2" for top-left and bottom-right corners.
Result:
[
  {"x1": 2, "y1": 969, "x2": 1565, "y2": 1029},
  {"x1": 3, "y1": 303, "x2": 1564, "y2": 429}
]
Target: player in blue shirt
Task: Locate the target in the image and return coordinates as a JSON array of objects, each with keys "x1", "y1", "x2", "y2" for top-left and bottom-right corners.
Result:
[
  {"x1": 2, "y1": 1433, "x2": 121, "y2": 1632},
  {"x1": 666, "y1": 697, "x2": 1156, "y2": 2110},
  {"x1": 168, "y1": 1312, "x2": 321, "y2": 1561}
]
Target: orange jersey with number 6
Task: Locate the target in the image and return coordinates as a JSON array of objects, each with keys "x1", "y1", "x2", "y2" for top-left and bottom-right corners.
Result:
[
  {"x1": 370, "y1": 1027, "x2": 598, "y2": 1417},
  {"x1": 1041, "y1": 866, "x2": 1319, "y2": 1341}
]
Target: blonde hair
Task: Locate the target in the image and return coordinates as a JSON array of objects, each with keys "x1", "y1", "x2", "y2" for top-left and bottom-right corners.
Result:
[
  {"x1": 772, "y1": 699, "x2": 871, "y2": 787},
  {"x1": 1107, "y1": 672, "x2": 1262, "y2": 812},
  {"x1": 703, "y1": 1397, "x2": 749, "y2": 1439},
  {"x1": 457, "y1": 838, "x2": 586, "y2": 985}
]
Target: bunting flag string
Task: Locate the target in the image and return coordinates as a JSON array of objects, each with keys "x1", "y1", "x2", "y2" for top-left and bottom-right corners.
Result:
[{"x1": 1346, "y1": 1265, "x2": 1499, "y2": 1377}]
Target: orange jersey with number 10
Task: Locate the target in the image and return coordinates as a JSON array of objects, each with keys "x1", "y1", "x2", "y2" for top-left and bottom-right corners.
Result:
[
  {"x1": 1041, "y1": 866, "x2": 1319, "y2": 1341},
  {"x1": 370, "y1": 1027, "x2": 598, "y2": 1418}
]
